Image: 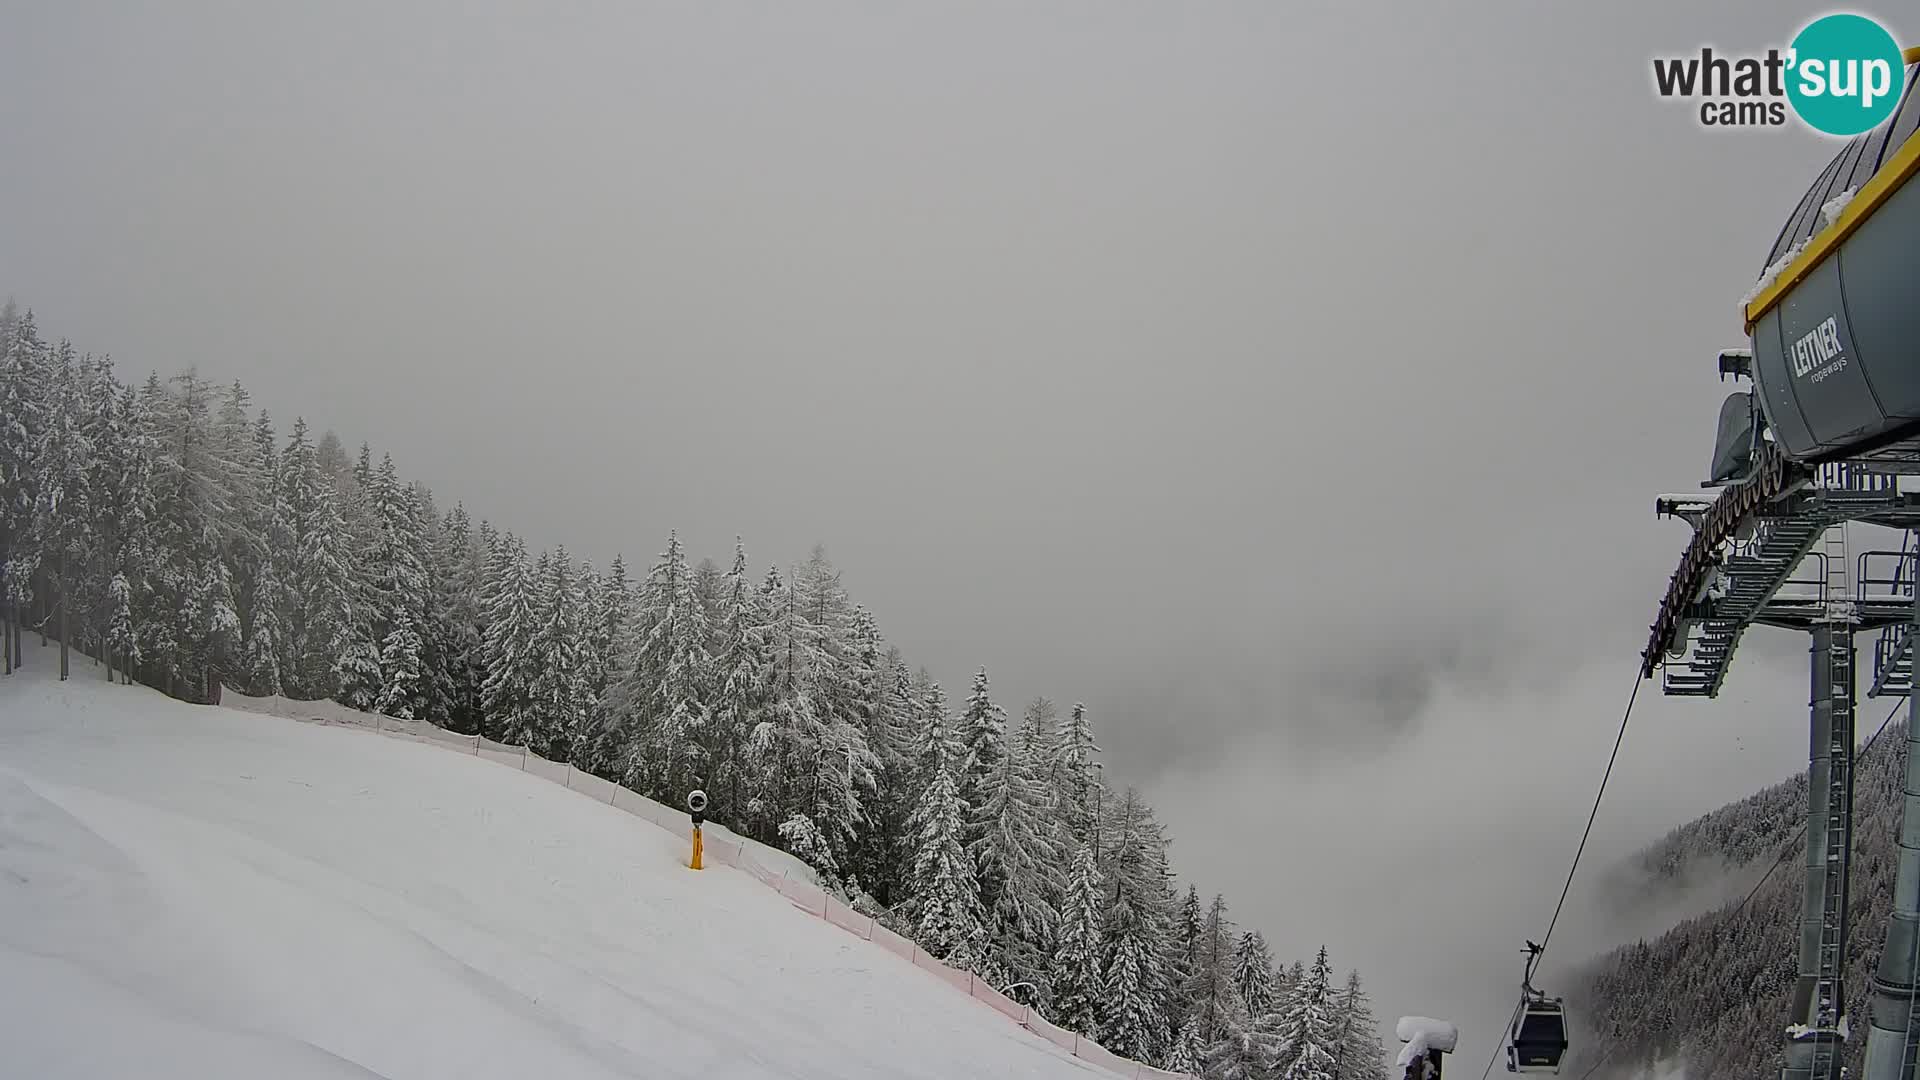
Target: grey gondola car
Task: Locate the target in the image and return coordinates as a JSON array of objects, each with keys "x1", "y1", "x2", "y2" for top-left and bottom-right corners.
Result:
[
  {"x1": 1747, "y1": 60, "x2": 1920, "y2": 463},
  {"x1": 1506, "y1": 997, "x2": 1568, "y2": 1074}
]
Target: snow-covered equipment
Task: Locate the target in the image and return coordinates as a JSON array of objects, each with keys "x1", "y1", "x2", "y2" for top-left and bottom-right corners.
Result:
[
  {"x1": 1395, "y1": 1017, "x2": 1457, "y2": 1052},
  {"x1": 1506, "y1": 942, "x2": 1567, "y2": 1074},
  {"x1": 1395, "y1": 1016, "x2": 1455, "y2": 1078}
]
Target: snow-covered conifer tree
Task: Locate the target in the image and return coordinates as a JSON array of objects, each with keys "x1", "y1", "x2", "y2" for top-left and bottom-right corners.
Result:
[
  {"x1": 608, "y1": 531, "x2": 711, "y2": 797},
  {"x1": 969, "y1": 709, "x2": 1063, "y2": 1001},
  {"x1": 1099, "y1": 788, "x2": 1175, "y2": 1061},
  {"x1": 703, "y1": 538, "x2": 766, "y2": 822},
  {"x1": 1332, "y1": 969, "x2": 1385, "y2": 1080},
  {"x1": 956, "y1": 667, "x2": 1006, "y2": 842},
  {"x1": 480, "y1": 532, "x2": 538, "y2": 741},
  {"x1": 1050, "y1": 838, "x2": 1106, "y2": 1036},
  {"x1": 0, "y1": 303, "x2": 45, "y2": 674},
  {"x1": 525, "y1": 546, "x2": 588, "y2": 757},
  {"x1": 1277, "y1": 946, "x2": 1341, "y2": 1080},
  {"x1": 237, "y1": 408, "x2": 281, "y2": 694},
  {"x1": 1234, "y1": 930, "x2": 1278, "y2": 1019},
  {"x1": 904, "y1": 689, "x2": 983, "y2": 965},
  {"x1": 274, "y1": 419, "x2": 352, "y2": 699},
  {"x1": 1053, "y1": 701, "x2": 1103, "y2": 850},
  {"x1": 369, "y1": 456, "x2": 428, "y2": 719},
  {"x1": 1186, "y1": 894, "x2": 1244, "y2": 1045},
  {"x1": 25, "y1": 344, "x2": 95, "y2": 679}
]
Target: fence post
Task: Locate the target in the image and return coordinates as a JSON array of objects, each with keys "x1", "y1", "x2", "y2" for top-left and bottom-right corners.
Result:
[
  {"x1": 471, "y1": 736, "x2": 478, "y2": 755},
  {"x1": 864, "y1": 915, "x2": 874, "y2": 941},
  {"x1": 1073, "y1": 1033, "x2": 1081, "y2": 1056}
]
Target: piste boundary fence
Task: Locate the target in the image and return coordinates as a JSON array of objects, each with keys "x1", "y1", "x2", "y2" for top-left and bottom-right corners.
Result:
[{"x1": 222, "y1": 689, "x2": 1196, "y2": 1080}]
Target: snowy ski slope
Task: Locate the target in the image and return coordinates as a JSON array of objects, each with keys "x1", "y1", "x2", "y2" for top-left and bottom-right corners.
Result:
[{"x1": 0, "y1": 668, "x2": 1115, "y2": 1080}]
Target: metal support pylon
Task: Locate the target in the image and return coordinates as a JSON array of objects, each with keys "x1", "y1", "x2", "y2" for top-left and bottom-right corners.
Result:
[
  {"x1": 1864, "y1": 549, "x2": 1920, "y2": 1080},
  {"x1": 1786, "y1": 526, "x2": 1858, "y2": 1080}
]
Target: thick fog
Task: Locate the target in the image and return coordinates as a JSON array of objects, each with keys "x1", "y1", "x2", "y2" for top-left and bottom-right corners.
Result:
[{"x1": 0, "y1": 0, "x2": 1874, "y2": 1067}]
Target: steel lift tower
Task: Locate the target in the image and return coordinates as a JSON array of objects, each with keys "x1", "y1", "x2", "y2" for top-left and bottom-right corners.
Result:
[{"x1": 1644, "y1": 54, "x2": 1920, "y2": 1080}]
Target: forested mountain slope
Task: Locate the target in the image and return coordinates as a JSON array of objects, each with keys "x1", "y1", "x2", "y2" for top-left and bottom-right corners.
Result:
[
  {"x1": 0, "y1": 303, "x2": 1389, "y2": 1077},
  {"x1": 1574, "y1": 718, "x2": 1907, "y2": 1079}
]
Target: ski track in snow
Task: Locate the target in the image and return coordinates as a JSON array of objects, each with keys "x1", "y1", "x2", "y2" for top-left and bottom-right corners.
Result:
[{"x1": 0, "y1": 668, "x2": 1104, "y2": 1080}]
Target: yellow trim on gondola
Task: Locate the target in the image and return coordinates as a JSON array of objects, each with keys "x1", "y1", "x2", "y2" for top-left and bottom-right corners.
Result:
[{"x1": 1743, "y1": 48, "x2": 1920, "y2": 331}]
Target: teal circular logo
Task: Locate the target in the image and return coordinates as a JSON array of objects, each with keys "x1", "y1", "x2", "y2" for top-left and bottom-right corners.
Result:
[{"x1": 1786, "y1": 14, "x2": 1906, "y2": 136}]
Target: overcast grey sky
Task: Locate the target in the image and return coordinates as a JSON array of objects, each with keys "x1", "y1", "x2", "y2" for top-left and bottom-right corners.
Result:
[{"x1": 1, "y1": 0, "x2": 1890, "y2": 1067}]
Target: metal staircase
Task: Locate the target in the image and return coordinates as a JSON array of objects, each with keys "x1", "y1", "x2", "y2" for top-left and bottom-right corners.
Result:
[
  {"x1": 1871, "y1": 532, "x2": 1918, "y2": 697},
  {"x1": 1663, "y1": 511, "x2": 1831, "y2": 697}
]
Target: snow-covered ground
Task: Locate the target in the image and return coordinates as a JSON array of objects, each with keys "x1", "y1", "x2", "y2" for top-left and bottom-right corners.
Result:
[{"x1": 0, "y1": 667, "x2": 1107, "y2": 1080}]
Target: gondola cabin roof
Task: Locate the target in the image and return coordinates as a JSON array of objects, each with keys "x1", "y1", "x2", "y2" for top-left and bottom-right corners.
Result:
[
  {"x1": 1740, "y1": 48, "x2": 1920, "y2": 464},
  {"x1": 1744, "y1": 50, "x2": 1920, "y2": 329}
]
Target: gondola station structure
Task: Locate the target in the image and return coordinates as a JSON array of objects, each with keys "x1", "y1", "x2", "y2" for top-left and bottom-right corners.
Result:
[{"x1": 1644, "y1": 47, "x2": 1920, "y2": 1080}]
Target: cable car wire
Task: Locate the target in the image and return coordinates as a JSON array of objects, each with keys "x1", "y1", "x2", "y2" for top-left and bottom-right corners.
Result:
[{"x1": 1479, "y1": 669, "x2": 1646, "y2": 1080}]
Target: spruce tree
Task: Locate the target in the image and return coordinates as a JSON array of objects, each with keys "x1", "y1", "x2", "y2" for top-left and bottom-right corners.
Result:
[
  {"x1": 144, "y1": 371, "x2": 244, "y2": 699},
  {"x1": 956, "y1": 667, "x2": 1006, "y2": 838},
  {"x1": 275, "y1": 419, "x2": 351, "y2": 700},
  {"x1": 25, "y1": 344, "x2": 95, "y2": 679},
  {"x1": 1050, "y1": 837, "x2": 1106, "y2": 1035},
  {"x1": 904, "y1": 697, "x2": 983, "y2": 965},
  {"x1": 706, "y1": 538, "x2": 768, "y2": 825},
  {"x1": 369, "y1": 456, "x2": 428, "y2": 719},
  {"x1": 1167, "y1": 1015, "x2": 1207, "y2": 1076},
  {"x1": 1053, "y1": 701, "x2": 1103, "y2": 850},
  {"x1": 0, "y1": 303, "x2": 46, "y2": 675},
  {"x1": 525, "y1": 546, "x2": 588, "y2": 757},
  {"x1": 608, "y1": 531, "x2": 711, "y2": 798},
  {"x1": 1234, "y1": 930, "x2": 1279, "y2": 1019},
  {"x1": 1198, "y1": 1013, "x2": 1286, "y2": 1080},
  {"x1": 480, "y1": 532, "x2": 538, "y2": 741},
  {"x1": 1172, "y1": 885, "x2": 1204, "y2": 1021},
  {"x1": 576, "y1": 552, "x2": 636, "y2": 773},
  {"x1": 1099, "y1": 789, "x2": 1174, "y2": 1061},
  {"x1": 1278, "y1": 946, "x2": 1340, "y2": 1080},
  {"x1": 238, "y1": 409, "x2": 282, "y2": 694},
  {"x1": 79, "y1": 360, "x2": 154, "y2": 684}
]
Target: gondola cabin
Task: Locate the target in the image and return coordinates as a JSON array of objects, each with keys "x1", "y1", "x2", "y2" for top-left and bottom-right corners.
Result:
[{"x1": 1506, "y1": 996, "x2": 1568, "y2": 1074}]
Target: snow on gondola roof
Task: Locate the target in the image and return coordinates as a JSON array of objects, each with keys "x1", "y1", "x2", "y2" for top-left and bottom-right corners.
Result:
[{"x1": 1761, "y1": 61, "x2": 1920, "y2": 270}]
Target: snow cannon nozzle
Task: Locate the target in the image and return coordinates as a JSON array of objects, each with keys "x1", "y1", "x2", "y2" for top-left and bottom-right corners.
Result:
[{"x1": 686, "y1": 789, "x2": 708, "y2": 823}]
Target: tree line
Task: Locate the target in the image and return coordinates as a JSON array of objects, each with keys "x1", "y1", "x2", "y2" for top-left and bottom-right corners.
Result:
[{"x1": 0, "y1": 302, "x2": 1386, "y2": 1079}]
